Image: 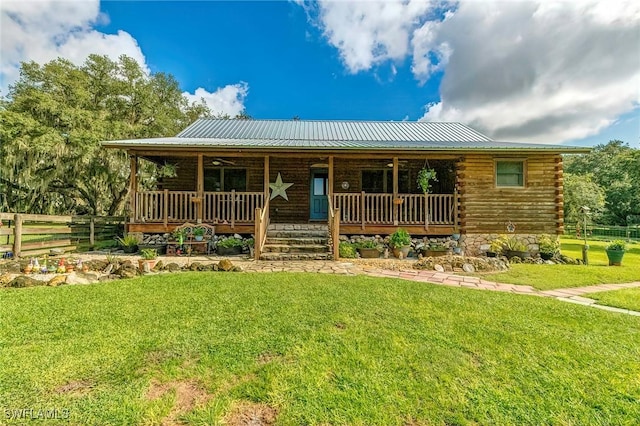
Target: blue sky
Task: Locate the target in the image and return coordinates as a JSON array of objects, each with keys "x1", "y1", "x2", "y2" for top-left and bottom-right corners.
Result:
[
  {"x1": 99, "y1": 1, "x2": 441, "y2": 122},
  {"x1": 1, "y1": 1, "x2": 639, "y2": 147}
]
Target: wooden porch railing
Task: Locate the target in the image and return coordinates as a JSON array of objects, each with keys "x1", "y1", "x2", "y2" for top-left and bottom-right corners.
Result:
[
  {"x1": 254, "y1": 197, "x2": 270, "y2": 260},
  {"x1": 134, "y1": 190, "x2": 264, "y2": 226},
  {"x1": 333, "y1": 192, "x2": 456, "y2": 229},
  {"x1": 327, "y1": 195, "x2": 340, "y2": 260}
]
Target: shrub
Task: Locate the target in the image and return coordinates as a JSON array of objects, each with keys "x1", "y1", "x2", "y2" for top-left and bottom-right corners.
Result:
[
  {"x1": 538, "y1": 234, "x2": 560, "y2": 255},
  {"x1": 339, "y1": 242, "x2": 357, "y2": 258},
  {"x1": 116, "y1": 235, "x2": 138, "y2": 247},
  {"x1": 389, "y1": 228, "x2": 411, "y2": 248},
  {"x1": 140, "y1": 249, "x2": 157, "y2": 260},
  {"x1": 217, "y1": 238, "x2": 243, "y2": 248},
  {"x1": 606, "y1": 240, "x2": 626, "y2": 251}
]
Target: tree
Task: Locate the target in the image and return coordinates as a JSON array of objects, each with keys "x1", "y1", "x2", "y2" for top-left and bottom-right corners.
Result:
[
  {"x1": 563, "y1": 173, "x2": 605, "y2": 224},
  {"x1": 564, "y1": 140, "x2": 640, "y2": 225},
  {"x1": 0, "y1": 55, "x2": 210, "y2": 215}
]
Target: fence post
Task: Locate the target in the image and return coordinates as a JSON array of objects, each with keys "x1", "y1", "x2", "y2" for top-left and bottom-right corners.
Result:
[
  {"x1": 163, "y1": 189, "x2": 169, "y2": 228},
  {"x1": 89, "y1": 217, "x2": 95, "y2": 249},
  {"x1": 13, "y1": 213, "x2": 22, "y2": 257}
]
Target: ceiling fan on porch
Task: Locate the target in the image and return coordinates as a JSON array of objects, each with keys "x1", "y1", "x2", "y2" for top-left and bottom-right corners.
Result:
[{"x1": 211, "y1": 158, "x2": 236, "y2": 166}]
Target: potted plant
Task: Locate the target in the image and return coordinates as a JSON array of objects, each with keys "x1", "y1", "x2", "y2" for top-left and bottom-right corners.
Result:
[
  {"x1": 138, "y1": 248, "x2": 158, "y2": 270},
  {"x1": 605, "y1": 240, "x2": 626, "y2": 266},
  {"x1": 355, "y1": 240, "x2": 382, "y2": 258},
  {"x1": 116, "y1": 235, "x2": 139, "y2": 254},
  {"x1": 538, "y1": 234, "x2": 559, "y2": 260},
  {"x1": 424, "y1": 242, "x2": 449, "y2": 258},
  {"x1": 193, "y1": 227, "x2": 206, "y2": 242},
  {"x1": 389, "y1": 228, "x2": 411, "y2": 259},
  {"x1": 416, "y1": 167, "x2": 438, "y2": 194},
  {"x1": 216, "y1": 237, "x2": 244, "y2": 256},
  {"x1": 504, "y1": 236, "x2": 530, "y2": 259}
]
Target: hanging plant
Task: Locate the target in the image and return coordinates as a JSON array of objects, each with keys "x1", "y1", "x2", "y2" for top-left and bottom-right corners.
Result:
[
  {"x1": 417, "y1": 167, "x2": 438, "y2": 194},
  {"x1": 157, "y1": 162, "x2": 178, "y2": 178}
]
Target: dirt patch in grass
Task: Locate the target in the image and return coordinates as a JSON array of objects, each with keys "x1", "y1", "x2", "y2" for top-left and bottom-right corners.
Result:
[
  {"x1": 224, "y1": 401, "x2": 278, "y2": 426},
  {"x1": 54, "y1": 379, "x2": 94, "y2": 396},
  {"x1": 146, "y1": 379, "x2": 210, "y2": 425},
  {"x1": 256, "y1": 352, "x2": 284, "y2": 365}
]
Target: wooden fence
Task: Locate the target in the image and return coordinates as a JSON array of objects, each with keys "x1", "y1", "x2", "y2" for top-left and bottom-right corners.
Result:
[{"x1": 0, "y1": 213, "x2": 124, "y2": 257}]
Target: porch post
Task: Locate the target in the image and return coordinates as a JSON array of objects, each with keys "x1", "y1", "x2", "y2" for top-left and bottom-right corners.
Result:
[
  {"x1": 392, "y1": 157, "x2": 399, "y2": 226},
  {"x1": 328, "y1": 156, "x2": 334, "y2": 201},
  {"x1": 263, "y1": 156, "x2": 270, "y2": 201},
  {"x1": 197, "y1": 153, "x2": 204, "y2": 223},
  {"x1": 129, "y1": 154, "x2": 138, "y2": 223}
]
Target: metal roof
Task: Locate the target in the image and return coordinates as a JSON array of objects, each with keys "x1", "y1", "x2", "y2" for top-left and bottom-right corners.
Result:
[
  {"x1": 177, "y1": 119, "x2": 493, "y2": 142},
  {"x1": 102, "y1": 119, "x2": 590, "y2": 152}
]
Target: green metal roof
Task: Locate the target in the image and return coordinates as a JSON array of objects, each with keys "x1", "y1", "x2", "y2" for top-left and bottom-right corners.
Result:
[{"x1": 102, "y1": 119, "x2": 590, "y2": 152}]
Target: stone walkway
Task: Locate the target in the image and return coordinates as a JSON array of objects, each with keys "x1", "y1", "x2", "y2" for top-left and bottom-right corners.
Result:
[
  {"x1": 12, "y1": 253, "x2": 640, "y2": 316},
  {"x1": 215, "y1": 257, "x2": 640, "y2": 316}
]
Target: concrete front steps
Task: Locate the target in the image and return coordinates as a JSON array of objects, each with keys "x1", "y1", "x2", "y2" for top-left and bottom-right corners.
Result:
[{"x1": 260, "y1": 223, "x2": 332, "y2": 261}]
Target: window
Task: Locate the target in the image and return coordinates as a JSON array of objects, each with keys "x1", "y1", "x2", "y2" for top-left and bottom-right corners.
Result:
[
  {"x1": 361, "y1": 170, "x2": 410, "y2": 193},
  {"x1": 204, "y1": 168, "x2": 246, "y2": 191},
  {"x1": 496, "y1": 161, "x2": 524, "y2": 187}
]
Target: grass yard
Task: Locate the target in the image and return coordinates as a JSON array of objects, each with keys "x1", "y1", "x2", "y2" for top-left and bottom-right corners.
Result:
[
  {"x1": 479, "y1": 237, "x2": 640, "y2": 291},
  {"x1": 589, "y1": 288, "x2": 640, "y2": 312},
  {"x1": 1, "y1": 273, "x2": 639, "y2": 425}
]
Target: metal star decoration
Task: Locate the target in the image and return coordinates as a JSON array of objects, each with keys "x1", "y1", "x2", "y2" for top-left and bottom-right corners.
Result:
[{"x1": 269, "y1": 172, "x2": 294, "y2": 201}]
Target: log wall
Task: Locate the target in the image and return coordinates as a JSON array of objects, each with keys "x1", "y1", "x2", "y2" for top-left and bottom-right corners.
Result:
[{"x1": 458, "y1": 153, "x2": 562, "y2": 234}]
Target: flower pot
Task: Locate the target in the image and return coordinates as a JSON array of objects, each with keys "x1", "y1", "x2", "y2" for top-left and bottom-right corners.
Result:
[
  {"x1": 505, "y1": 250, "x2": 530, "y2": 260},
  {"x1": 358, "y1": 247, "x2": 380, "y2": 258},
  {"x1": 605, "y1": 249, "x2": 625, "y2": 266},
  {"x1": 423, "y1": 249, "x2": 448, "y2": 258},
  {"x1": 216, "y1": 246, "x2": 243, "y2": 256},
  {"x1": 138, "y1": 259, "x2": 157, "y2": 271},
  {"x1": 194, "y1": 235, "x2": 204, "y2": 242},
  {"x1": 121, "y1": 245, "x2": 138, "y2": 254},
  {"x1": 540, "y1": 252, "x2": 554, "y2": 261},
  {"x1": 392, "y1": 246, "x2": 411, "y2": 259},
  {"x1": 486, "y1": 251, "x2": 497, "y2": 258}
]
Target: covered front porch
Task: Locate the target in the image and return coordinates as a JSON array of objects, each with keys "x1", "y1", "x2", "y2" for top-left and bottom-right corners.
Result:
[{"x1": 127, "y1": 152, "x2": 460, "y2": 236}]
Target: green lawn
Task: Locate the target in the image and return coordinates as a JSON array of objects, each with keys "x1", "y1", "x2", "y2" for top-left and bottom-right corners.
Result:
[
  {"x1": 590, "y1": 287, "x2": 640, "y2": 312},
  {"x1": 480, "y1": 237, "x2": 640, "y2": 291},
  {"x1": 1, "y1": 273, "x2": 639, "y2": 425}
]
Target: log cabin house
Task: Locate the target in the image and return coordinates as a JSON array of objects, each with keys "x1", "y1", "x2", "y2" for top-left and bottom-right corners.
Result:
[{"x1": 102, "y1": 119, "x2": 589, "y2": 259}]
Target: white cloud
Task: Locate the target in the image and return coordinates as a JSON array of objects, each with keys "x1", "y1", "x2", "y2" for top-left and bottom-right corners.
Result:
[
  {"x1": 310, "y1": 0, "x2": 434, "y2": 73},
  {"x1": 0, "y1": 0, "x2": 248, "y2": 118},
  {"x1": 304, "y1": 0, "x2": 640, "y2": 143},
  {"x1": 183, "y1": 83, "x2": 249, "y2": 118},
  {"x1": 0, "y1": 0, "x2": 146, "y2": 93}
]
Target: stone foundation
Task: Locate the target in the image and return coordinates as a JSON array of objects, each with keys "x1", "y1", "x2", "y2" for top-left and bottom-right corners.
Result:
[{"x1": 461, "y1": 233, "x2": 542, "y2": 256}]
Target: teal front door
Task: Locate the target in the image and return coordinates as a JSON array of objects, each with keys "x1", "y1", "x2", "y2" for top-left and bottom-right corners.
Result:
[{"x1": 310, "y1": 170, "x2": 328, "y2": 220}]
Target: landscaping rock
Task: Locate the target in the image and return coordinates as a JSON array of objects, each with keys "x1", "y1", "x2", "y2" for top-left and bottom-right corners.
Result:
[
  {"x1": 0, "y1": 261, "x2": 22, "y2": 273},
  {"x1": 48, "y1": 275, "x2": 67, "y2": 287},
  {"x1": 115, "y1": 260, "x2": 138, "y2": 278},
  {"x1": 85, "y1": 260, "x2": 108, "y2": 271},
  {"x1": 165, "y1": 263, "x2": 181, "y2": 272},
  {"x1": 218, "y1": 259, "x2": 234, "y2": 272},
  {"x1": 153, "y1": 260, "x2": 164, "y2": 271},
  {"x1": 66, "y1": 272, "x2": 100, "y2": 285},
  {"x1": 413, "y1": 255, "x2": 508, "y2": 272},
  {"x1": 189, "y1": 262, "x2": 203, "y2": 271},
  {"x1": 0, "y1": 273, "x2": 15, "y2": 287},
  {"x1": 8, "y1": 276, "x2": 43, "y2": 288}
]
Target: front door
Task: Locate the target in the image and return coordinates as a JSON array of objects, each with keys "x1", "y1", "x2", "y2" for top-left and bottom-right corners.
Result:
[{"x1": 310, "y1": 170, "x2": 328, "y2": 220}]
